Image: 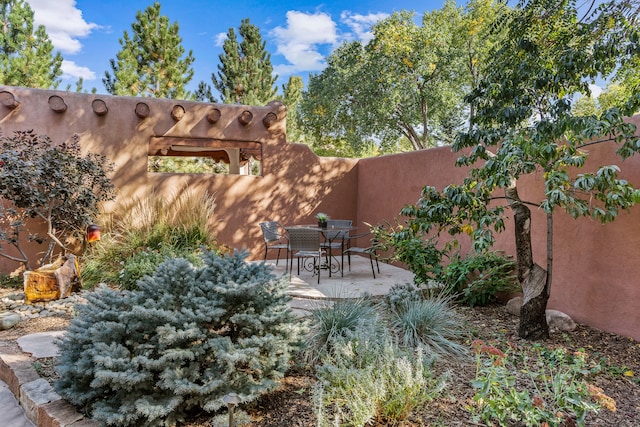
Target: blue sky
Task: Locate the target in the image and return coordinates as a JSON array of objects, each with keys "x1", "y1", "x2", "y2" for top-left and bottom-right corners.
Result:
[{"x1": 25, "y1": 0, "x2": 446, "y2": 95}]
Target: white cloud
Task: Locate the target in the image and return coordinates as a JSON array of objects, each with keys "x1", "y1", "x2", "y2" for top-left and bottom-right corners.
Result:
[
  {"x1": 340, "y1": 11, "x2": 388, "y2": 44},
  {"x1": 215, "y1": 32, "x2": 228, "y2": 47},
  {"x1": 61, "y1": 60, "x2": 96, "y2": 80},
  {"x1": 271, "y1": 11, "x2": 339, "y2": 74},
  {"x1": 27, "y1": 0, "x2": 99, "y2": 54},
  {"x1": 270, "y1": 10, "x2": 389, "y2": 78}
]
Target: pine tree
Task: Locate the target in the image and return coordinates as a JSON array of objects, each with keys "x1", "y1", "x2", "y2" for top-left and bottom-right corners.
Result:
[
  {"x1": 0, "y1": 0, "x2": 62, "y2": 88},
  {"x1": 194, "y1": 80, "x2": 216, "y2": 102},
  {"x1": 211, "y1": 18, "x2": 277, "y2": 105},
  {"x1": 55, "y1": 251, "x2": 305, "y2": 426},
  {"x1": 281, "y1": 75, "x2": 304, "y2": 142},
  {"x1": 103, "y1": 2, "x2": 194, "y2": 99}
]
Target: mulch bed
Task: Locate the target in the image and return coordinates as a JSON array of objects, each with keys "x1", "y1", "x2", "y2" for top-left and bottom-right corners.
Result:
[
  {"x1": 1, "y1": 287, "x2": 638, "y2": 426},
  {"x1": 186, "y1": 304, "x2": 640, "y2": 426}
]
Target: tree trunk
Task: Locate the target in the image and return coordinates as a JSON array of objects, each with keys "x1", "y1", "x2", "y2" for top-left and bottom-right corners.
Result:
[
  {"x1": 518, "y1": 263, "x2": 549, "y2": 339},
  {"x1": 505, "y1": 183, "x2": 549, "y2": 340}
]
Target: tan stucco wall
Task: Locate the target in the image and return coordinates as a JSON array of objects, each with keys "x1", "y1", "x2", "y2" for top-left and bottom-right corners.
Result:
[
  {"x1": 0, "y1": 86, "x2": 358, "y2": 268},
  {"x1": 1, "y1": 86, "x2": 638, "y2": 340},
  {"x1": 357, "y1": 118, "x2": 640, "y2": 340}
]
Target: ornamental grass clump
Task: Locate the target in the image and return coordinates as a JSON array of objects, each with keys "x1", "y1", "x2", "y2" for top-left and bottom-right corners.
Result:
[
  {"x1": 81, "y1": 186, "x2": 221, "y2": 289},
  {"x1": 388, "y1": 295, "x2": 468, "y2": 358},
  {"x1": 55, "y1": 250, "x2": 305, "y2": 427},
  {"x1": 303, "y1": 295, "x2": 384, "y2": 364},
  {"x1": 381, "y1": 282, "x2": 468, "y2": 359},
  {"x1": 306, "y1": 286, "x2": 461, "y2": 426}
]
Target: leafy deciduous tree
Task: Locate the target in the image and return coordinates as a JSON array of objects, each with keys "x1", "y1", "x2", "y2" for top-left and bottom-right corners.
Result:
[
  {"x1": 0, "y1": 0, "x2": 62, "y2": 88},
  {"x1": 610, "y1": 0, "x2": 640, "y2": 109},
  {"x1": 103, "y1": 2, "x2": 194, "y2": 99},
  {"x1": 280, "y1": 75, "x2": 304, "y2": 142},
  {"x1": 573, "y1": 84, "x2": 633, "y2": 118},
  {"x1": 0, "y1": 130, "x2": 115, "y2": 271},
  {"x1": 300, "y1": 0, "x2": 505, "y2": 155},
  {"x1": 398, "y1": 0, "x2": 640, "y2": 340}
]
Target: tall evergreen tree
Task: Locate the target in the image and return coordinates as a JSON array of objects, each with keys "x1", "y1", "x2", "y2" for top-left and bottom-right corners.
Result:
[
  {"x1": 281, "y1": 75, "x2": 304, "y2": 142},
  {"x1": 103, "y1": 2, "x2": 194, "y2": 99},
  {"x1": 211, "y1": 18, "x2": 277, "y2": 105},
  {"x1": 0, "y1": 0, "x2": 62, "y2": 88},
  {"x1": 193, "y1": 80, "x2": 216, "y2": 102}
]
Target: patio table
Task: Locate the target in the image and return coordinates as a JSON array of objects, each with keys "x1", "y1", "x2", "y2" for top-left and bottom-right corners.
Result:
[{"x1": 285, "y1": 224, "x2": 358, "y2": 276}]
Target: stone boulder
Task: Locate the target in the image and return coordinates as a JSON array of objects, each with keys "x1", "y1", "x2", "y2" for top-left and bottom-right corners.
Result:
[
  {"x1": 0, "y1": 311, "x2": 21, "y2": 330},
  {"x1": 505, "y1": 296, "x2": 577, "y2": 332},
  {"x1": 23, "y1": 255, "x2": 81, "y2": 303},
  {"x1": 506, "y1": 296, "x2": 523, "y2": 316},
  {"x1": 546, "y1": 309, "x2": 577, "y2": 332}
]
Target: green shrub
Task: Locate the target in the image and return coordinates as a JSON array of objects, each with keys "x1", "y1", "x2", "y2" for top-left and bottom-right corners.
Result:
[
  {"x1": 441, "y1": 251, "x2": 519, "y2": 307},
  {"x1": 81, "y1": 187, "x2": 221, "y2": 289},
  {"x1": 116, "y1": 243, "x2": 205, "y2": 290},
  {"x1": 0, "y1": 273, "x2": 22, "y2": 289},
  {"x1": 372, "y1": 219, "x2": 519, "y2": 306},
  {"x1": 372, "y1": 222, "x2": 448, "y2": 288},
  {"x1": 313, "y1": 332, "x2": 447, "y2": 426},
  {"x1": 55, "y1": 251, "x2": 304, "y2": 427}
]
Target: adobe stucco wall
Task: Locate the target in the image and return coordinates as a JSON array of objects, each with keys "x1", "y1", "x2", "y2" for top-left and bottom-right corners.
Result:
[
  {"x1": 1, "y1": 85, "x2": 638, "y2": 340},
  {"x1": 0, "y1": 86, "x2": 358, "y2": 270},
  {"x1": 358, "y1": 117, "x2": 640, "y2": 341}
]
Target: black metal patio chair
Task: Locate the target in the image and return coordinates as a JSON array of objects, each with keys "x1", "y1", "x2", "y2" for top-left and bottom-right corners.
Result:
[
  {"x1": 259, "y1": 221, "x2": 289, "y2": 265},
  {"x1": 341, "y1": 232, "x2": 380, "y2": 278},
  {"x1": 286, "y1": 227, "x2": 326, "y2": 284}
]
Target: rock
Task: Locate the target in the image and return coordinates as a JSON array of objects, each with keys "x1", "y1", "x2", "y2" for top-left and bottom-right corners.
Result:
[
  {"x1": 0, "y1": 290, "x2": 85, "y2": 321},
  {"x1": 23, "y1": 255, "x2": 81, "y2": 303},
  {"x1": 506, "y1": 296, "x2": 523, "y2": 316},
  {"x1": 0, "y1": 311, "x2": 21, "y2": 329},
  {"x1": 504, "y1": 297, "x2": 576, "y2": 332},
  {"x1": 546, "y1": 309, "x2": 577, "y2": 332}
]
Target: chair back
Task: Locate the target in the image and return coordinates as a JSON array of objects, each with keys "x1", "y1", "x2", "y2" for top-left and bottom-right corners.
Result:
[
  {"x1": 287, "y1": 228, "x2": 321, "y2": 252},
  {"x1": 259, "y1": 221, "x2": 283, "y2": 243},
  {"x1": 326, "y1": 219, "x2": 352, "y2": 240}
]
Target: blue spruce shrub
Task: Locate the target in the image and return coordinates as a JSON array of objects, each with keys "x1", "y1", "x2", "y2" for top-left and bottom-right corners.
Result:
[{"x1": 55, "y1": 250, "x2": 304, "y2": 426}]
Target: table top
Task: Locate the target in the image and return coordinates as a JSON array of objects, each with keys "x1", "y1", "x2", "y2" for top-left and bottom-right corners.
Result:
[{"x1": 285, "y1": 224, "x2": 358, "y2": 232}]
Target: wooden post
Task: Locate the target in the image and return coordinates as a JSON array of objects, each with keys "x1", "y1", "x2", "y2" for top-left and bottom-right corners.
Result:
[
  {"x1": 207, "y1": 108, "x2": 221, "y2": 124},
  {"x1": 171, "y1": 105, "x2": 185, "y2": 121},
  {"x1": 48, "y1": 95, "x2": 67, "y2": 113},
  {"x1": 135, "y1": 102, "x2": 150, "y2": 118},
  {"x1": 262, "y1": 112, "x2": 278, "y2": 128},
  {"x1": 0, "y1": 91, "x2": 19, "y2": 109},
  {"x1": 238, "y1": 110, "x2": 253, "y2": 126},
  {"x1": 92, "y1": 99, "x2": 108, "y2": 116}
]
